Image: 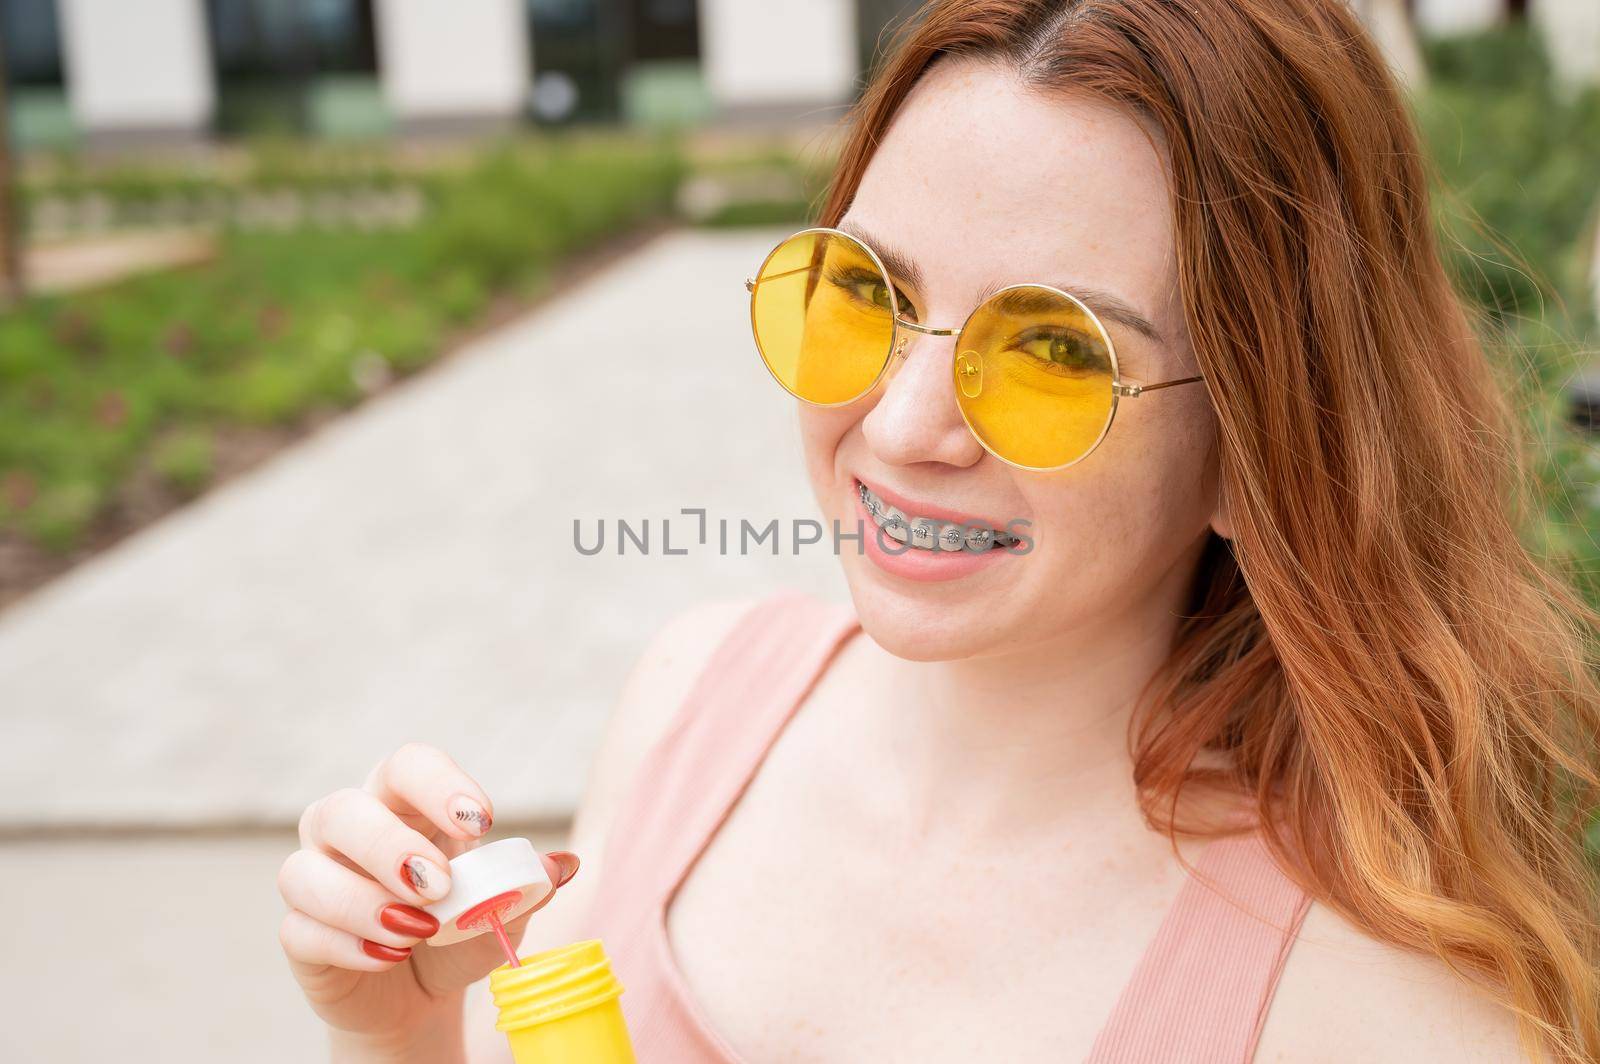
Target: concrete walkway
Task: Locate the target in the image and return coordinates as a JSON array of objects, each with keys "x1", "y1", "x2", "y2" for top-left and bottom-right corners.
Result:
[
  {"x1": 3, "y1": 825, "x2": 563, "y2": 1064},
  {"x1": 0, "y1": 225, "x2": 847, "y2": 833}
]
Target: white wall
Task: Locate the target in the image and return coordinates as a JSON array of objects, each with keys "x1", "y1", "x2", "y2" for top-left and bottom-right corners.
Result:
[
  {"x1": 1349, "y1": 0, "x2": 1427, "y2": 92},
  {"x1": 699, "y1": 0, "x2": 857, "y2": 110},
  {"x1": 373, "y1": 0, "x2": 530, "y2": 122},
  {"x1": 1413, "y1": 0, "x2": 1504, "y2": 35},
  {"x1": 1532, "y1": 0, "x2": 1600, "y2": 91},
  {"x1": 58, "y1": 0, "x2": 214, "y2": 135}
]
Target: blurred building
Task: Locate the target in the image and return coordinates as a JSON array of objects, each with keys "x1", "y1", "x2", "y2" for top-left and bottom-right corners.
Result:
[
  {"x1": 2, "y1": 0, "x2": 1596, "y2": 151},
  {"x1": 1, "y1": 0, "x2": 862, "y2": 149},
  {"x1": 1415, "y1": 0, "x2": 1598, "y2": 91}
]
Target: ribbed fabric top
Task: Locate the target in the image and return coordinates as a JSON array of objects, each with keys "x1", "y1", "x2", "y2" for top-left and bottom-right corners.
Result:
[{"x1": 577, "y1": 587, "x2": 1312, "y2": 1063}]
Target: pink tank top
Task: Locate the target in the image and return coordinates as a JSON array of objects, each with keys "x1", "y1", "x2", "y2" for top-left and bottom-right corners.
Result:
[{"x1": 578, "y1": 587, "x2": 1312, "y2": 1062}]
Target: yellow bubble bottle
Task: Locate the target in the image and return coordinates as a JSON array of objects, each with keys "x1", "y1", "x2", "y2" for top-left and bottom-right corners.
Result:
[
  {"x1": 490, "y1": 940, "x2": 636, "y2": 1063},
  {"x1": 423, "y1": 838, "x2": 638, "y2": 1063}
]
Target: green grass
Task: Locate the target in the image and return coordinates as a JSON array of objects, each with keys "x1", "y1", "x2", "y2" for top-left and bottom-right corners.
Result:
[{"x1": 0, "y1": 134, "x2": 686, "y2": 550}]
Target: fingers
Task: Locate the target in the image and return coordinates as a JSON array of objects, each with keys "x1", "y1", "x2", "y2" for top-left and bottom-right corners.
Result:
[
  {"x1": 278, "y1": 847, "x2": 441, "y2": 957},
  {"x1": 363, "y1": 742, "x2": 495, "y2": 843},
  {"x1": 279, "y1": 908, "x2": 409, "y2": 974},
  {"x1": 299, "y1": 786, "x2": 454, "y2": 904}
]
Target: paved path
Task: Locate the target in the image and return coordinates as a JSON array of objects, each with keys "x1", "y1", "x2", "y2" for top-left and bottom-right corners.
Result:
[
  {"x1": 0, "y1": 226, "x2": 848, "y2": 833},
  {"x1": 2, "y1": 826, "x2": 564, "y2": 1064},
  {"x1": 26, "y1": 229, "x2": 218, "y2": 294}
]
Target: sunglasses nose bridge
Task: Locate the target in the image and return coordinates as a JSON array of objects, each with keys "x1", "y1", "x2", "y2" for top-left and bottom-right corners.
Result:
[
  {"x1": 882, "y1": 319, "x2": 933, "y2": 386},
  {"x1": 889, "y1": 318, "x2": 957, "y2": 363},
  {"x1": 878, "y1": 318, "x2": 961, "y2": 401}
]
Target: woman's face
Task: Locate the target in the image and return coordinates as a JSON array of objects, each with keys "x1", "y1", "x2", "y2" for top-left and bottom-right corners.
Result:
[{"x1": 800, "y1": 56, "x2": 1227, "y2": 662}]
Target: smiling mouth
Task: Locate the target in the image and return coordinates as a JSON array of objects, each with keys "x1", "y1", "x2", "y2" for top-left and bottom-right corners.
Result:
[{"x1": 855, "y1": 480, "x2": 1018, "y2": 552}]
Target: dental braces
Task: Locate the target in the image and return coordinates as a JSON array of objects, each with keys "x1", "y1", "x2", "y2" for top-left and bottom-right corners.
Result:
[{"x1": 857, "y1": 482, "x2": 1019, "y2": 550}]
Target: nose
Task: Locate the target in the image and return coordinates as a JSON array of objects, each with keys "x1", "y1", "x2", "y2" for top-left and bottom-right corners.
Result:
[{"x1": 859, "y1": 327, "x2": 986, "y2": 469}]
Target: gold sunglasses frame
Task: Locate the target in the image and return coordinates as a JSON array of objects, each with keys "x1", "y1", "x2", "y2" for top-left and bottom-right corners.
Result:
[{"x1": 744, "y1": 225, "x2": 1206, "y2": 472}]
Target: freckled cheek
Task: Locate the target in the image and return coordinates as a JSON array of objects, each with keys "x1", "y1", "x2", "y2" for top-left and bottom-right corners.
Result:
[
  {"x1": 1143, "y1": 416, "x2": 1219, "y2": 523},
  {"x1": 1018, "y1": 481, "x2": 1183, "y2": 618},
  {"x1": 1025, "y1": 479, "x2": 1130, "y2": 559},
  {"x1": 1103, "y1": 403, "x2": 1218, "y2": 519},
  {"x1": 798, "y1": 405, "x2": 864, "y2": 469},
  {"x1": 1020, "y1": 433, "x2": 1210, "y2": 570},
  {"x1": 795, "y1": 405, "x2": 867, "y2": 515}
]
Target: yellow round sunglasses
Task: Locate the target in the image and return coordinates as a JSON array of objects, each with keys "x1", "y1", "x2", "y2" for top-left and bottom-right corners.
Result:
[{"x1": 745, "y1": 226, "x2": 1205, "y2": 472}]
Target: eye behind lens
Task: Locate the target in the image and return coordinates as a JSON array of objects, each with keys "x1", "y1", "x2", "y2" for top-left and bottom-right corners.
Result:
[{"x1": 750, "y1": 230, "x2": 897, "y2": 406}]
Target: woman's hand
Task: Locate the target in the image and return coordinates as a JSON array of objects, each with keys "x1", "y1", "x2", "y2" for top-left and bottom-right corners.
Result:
[{"x1": 277, "y1": 742, "x2": 580, "y2": 1058}]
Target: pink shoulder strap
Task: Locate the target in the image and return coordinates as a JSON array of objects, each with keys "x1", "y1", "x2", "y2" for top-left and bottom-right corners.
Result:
[
  {"x1": 589, "y1": 588, "x2": 859, "y2": 910},
  {"x1": 1087, "y1": 832, "x2": 1312, "y2": 1063}
]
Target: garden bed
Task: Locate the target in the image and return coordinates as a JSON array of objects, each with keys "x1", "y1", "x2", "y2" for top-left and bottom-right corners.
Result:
[{"x1": 0, "y1": 135, "x2": 685, "y2": 610}]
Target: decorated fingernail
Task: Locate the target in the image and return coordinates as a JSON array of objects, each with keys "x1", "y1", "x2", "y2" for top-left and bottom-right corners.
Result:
[
  {"x1": 549, "y1": 850, "x2": 580, "y2": 888},
  {"x1": 380, "y1": 903, "x2": 440, "y2": 938},
  {"x1": 448, "y1": 793, "x2": 493, "y2": 836},
  {"x1": 400, "y1": 855, "x2": 449, "y2": 901},
  {"x1": 362, "y1": 939, "x2": 412, "y2": 962}
]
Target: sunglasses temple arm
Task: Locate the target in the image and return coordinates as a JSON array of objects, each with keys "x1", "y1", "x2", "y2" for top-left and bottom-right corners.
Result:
[{"x1": 1116, "y1": 374, "x2": 1205, "y2": 397}]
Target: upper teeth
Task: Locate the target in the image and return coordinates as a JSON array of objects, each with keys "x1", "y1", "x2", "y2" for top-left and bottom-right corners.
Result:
[{"x1": 857, "y1": 482, "x2": 1015, "y2": 551}]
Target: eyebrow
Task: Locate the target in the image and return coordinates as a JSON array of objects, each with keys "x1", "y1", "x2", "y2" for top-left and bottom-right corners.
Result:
[{"x1": 834, "y1": 218, "x2": 1166, "y2": 346}]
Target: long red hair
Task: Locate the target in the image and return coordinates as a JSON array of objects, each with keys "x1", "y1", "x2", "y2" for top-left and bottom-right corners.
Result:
[{"x1": 817, "y1": 2, "x2": 1600, "y2": 1059}]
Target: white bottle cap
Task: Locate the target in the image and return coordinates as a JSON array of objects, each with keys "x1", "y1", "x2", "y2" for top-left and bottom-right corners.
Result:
[{"x1": 422, "y1": 837, "x2": 553, "y2": 947}]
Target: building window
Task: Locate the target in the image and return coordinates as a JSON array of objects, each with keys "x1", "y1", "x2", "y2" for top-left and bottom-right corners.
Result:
[
  {"x1": 527, "y1": 0, "x2": 705, "y2": 126},
  {"x1": 2, "y1": 0, "x2": 63, "y2": 87},
  {"x1": 629, "y1": 0, "x2": 700, "y2": 63},
  {"x1": 206, "y1": 0, "x2": 386, "y2": 137},
  {"x1": 1, "y1": 0, "x2": 74, "y2": 148}
]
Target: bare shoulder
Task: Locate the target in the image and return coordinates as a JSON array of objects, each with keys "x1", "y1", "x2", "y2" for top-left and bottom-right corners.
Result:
[
  {"x1": 1254, "y1": 899, "x2": 1529, "y2": 1063},
  {"x1": 567, "y1": 594, "x2": 763, "y2": 847}
]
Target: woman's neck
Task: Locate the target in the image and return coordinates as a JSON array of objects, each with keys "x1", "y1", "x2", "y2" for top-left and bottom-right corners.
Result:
[{"x1": 845, "y1": 594, "x2": 1188, "y2": 846}]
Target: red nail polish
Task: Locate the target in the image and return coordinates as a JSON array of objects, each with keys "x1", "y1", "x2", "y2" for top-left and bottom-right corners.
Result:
[
  {"x1": 550, "y1": 850, "x2": 581, "y2": 888},
  {"x1": 380, "y1": 903, "x2": 440, "y2": 938},
  {"x1": 362, "y1": 939, "x2": 412, "y2": 962}
]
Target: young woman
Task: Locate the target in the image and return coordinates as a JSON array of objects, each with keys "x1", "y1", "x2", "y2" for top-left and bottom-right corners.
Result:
[{"x1": 276, "y1": 1, "x2": 1600, "y2": 1060}]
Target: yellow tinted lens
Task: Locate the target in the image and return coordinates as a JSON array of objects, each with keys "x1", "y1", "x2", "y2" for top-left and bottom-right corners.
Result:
[
  {"x1": 954, "y1": 286, "x2": 1116, "y2": 469},
  {"x1": 751, "y1": 231, "x2": 896, "y2": 405}
]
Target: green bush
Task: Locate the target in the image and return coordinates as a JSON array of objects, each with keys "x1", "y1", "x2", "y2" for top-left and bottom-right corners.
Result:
[
  {"x1": 150, "y1": 428, "x2": 214, "y2": 496},
  {"x1": 419, "y1": 137, "x2": 684, "y2": 291},
  {"x1": 1414, "y1": 25, "x2": 1600, "y2": 611},
  {"x1": 0, "y1": 134, "x2": 685, "y2": 551}
]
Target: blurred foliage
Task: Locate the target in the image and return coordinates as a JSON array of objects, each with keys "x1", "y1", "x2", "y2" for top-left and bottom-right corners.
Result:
[
  {"x1": 1413, "y1": 23, "x2": 1600, "y2": 610},
  {"x1": 18, "y1": 138, "x2": 415, "y2": 227},
  {"x1": 688, "y1": 143, "x2": 837, "y2": 228},
  {"x1": 0, "y1": 134, "x2": 684, "y2": 550},
  {"x1": 1418, "y1": 25, "x2": 1600, "y2": 329},
  {"x1": 149, "y1": 427, "x2": 214, "y2": 497}
]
